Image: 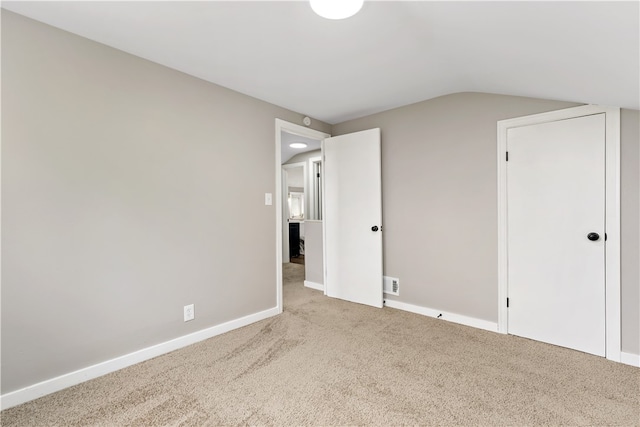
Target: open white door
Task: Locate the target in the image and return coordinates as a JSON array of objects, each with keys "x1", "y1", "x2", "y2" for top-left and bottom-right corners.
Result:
[{"x1": 323, "y1": 128, "x2": 383, "y2": 308}]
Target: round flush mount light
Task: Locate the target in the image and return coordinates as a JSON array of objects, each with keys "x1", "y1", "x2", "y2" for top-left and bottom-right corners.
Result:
[
  {"x1": 310, "y1": 0, "x2": 364, "y2": 20},
  {"x1": 290, "y1": 142, "x2": 308, "y2": 149}
]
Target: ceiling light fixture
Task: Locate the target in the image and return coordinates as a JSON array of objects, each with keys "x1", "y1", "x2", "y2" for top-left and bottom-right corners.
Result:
[
  {"x1": 290, "y1": 142, "x2": 308, "y2": 149},
  {"x1": 310, "y1": 0, "x2": 364, "y2": 20}
]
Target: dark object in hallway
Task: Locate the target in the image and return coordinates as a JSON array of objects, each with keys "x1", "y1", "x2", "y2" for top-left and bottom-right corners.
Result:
[{"x1": 289, "y1": 222, "x2": 300, "y2": 258}]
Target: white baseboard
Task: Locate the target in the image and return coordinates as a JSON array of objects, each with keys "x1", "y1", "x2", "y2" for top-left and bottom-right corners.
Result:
[
  {"x1": 304, "y1": 280, "x2": 324, "y2": 291},
  {"x1": 0, "y1": 306, "x2": 280, "y2": 410},
  {"x1": 620, "y1": 352, "x2": 640, "y2": 367},
  {"x1": 383, "y1": 299, "x2": 498, "y2": 333},
  {"x1": 384, "y1": 300, "x2": 638, "y2": 368}
]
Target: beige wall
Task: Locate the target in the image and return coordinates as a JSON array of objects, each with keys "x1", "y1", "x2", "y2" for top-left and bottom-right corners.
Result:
[
  {"x1": 286, "y1": 149, "x2": 322, "y2": 166},
  {"x1": 332, "y1": 92, "x2": 640, "y2": 355},
  {"x1": 304, "y1": 221, "x2": 324, "y2": 286},
  {"x1": 1, "y1": 11, "x2": 330, "y2": 394},
  {"x1": 620, "y1": 109, "x2": 640, "y2": 355},
  {"x1": 286, "y1": 167, "x2": 304, "y2": 189},
  {"x1": 3, "y1": 9, "x2": 638, "y2": 398}
]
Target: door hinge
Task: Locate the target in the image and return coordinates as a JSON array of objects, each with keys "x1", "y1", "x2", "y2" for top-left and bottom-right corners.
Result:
[
  {"x1": 506, "y1": 152, "x2": 509, "y2": 161},
  {"x1": 506, "y1": 297, "x2": 510, "y2": 308}
]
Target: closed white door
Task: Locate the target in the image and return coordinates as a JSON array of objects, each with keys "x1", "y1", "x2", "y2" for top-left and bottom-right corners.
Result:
[
  {"x1": 507, "y1": 113, "x2": 606, "y2": 356},
  {"x1": 323, "y1": 128, "x2": 383, "y2": 308}
]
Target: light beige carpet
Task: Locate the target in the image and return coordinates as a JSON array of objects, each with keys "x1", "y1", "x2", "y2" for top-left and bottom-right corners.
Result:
[{"x1": 2, "y1": 263, "x2": 639, "y2": 426}]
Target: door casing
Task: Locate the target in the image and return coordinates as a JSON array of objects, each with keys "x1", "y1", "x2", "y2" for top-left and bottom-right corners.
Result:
[{"x1": 497, "y1": 105, "x2": 621, "y2": 362}]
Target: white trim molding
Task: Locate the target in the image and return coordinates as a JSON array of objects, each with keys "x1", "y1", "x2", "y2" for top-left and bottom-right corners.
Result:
[
  {"x1": 307, "y1": 155, "x2": 323, "y2": 221},
  {"x1": 384, "y1": 300, "x2": 498, "y2": 333},
  {"x1": 275, "y1": 119, "x2": 330, "y2": 314},
  {"x1": 497, "y1": 105, "x2": 621, "y2": 363},
  {"x1": 620, "y1": 352, "x2": 640, "y2": 368},
  {"x1": 0, "y1": 307, "x2": 280, "y2": 410},
  {"x1": 304, "y1": 280, "x2": 324, "y2": 291}
]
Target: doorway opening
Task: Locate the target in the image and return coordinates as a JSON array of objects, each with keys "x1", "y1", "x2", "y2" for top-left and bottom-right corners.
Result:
[
  {"x1": 282, "y1": 161, "x2": 308, "y2": 266},
  {"x1": 275, "y1": 120, "x2": 330, "y2": 314},
  {"x1": 275, "y1": 120, "x2": 385, "y2": 313}
]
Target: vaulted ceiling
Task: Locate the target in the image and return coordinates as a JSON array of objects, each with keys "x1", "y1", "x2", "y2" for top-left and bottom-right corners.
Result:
[{"x1": 3, "y1": 1, "x2": 638, "y2": 124}]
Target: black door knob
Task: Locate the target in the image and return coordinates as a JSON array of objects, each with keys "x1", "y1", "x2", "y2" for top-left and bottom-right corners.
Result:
[
  {"x1": 371, "y1": 226, "x2": 379, "y2": 232},
  {"x1": 587, "y1": 232, "x2": 600, "y2": 241}
]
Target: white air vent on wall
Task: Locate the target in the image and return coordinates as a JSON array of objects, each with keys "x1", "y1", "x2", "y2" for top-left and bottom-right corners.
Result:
[{"x1": 383, "y1": 276, "x2": 400, "y2": 296}]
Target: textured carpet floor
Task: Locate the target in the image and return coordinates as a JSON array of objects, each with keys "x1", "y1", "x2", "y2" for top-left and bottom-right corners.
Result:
[{"x1": 2, "y1": 263, "x2": 639, "y2": 426}]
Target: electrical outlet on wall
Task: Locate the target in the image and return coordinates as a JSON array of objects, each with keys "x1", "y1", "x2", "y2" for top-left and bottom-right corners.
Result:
[{"x1": 184, "y1": 304, "x2": 195, "y2": 322}]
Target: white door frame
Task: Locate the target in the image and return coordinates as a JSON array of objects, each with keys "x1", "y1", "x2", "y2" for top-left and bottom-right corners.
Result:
[
  {"x1": 497, "y1": 104, "x2": 621, "y2": 362},
  {"x1": 282, "y1": 161, "x2": 307, "y2": 263},
  {"x1": 275, "y1": 119, "x2": 330, "y2": 313},
  {"x1": 308, "y1": 155, "x2": 323, "y2": 221}
]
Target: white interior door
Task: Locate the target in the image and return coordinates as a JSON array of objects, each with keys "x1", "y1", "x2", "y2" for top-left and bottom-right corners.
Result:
[
  {"x1": 323, "y1": 128, "x2": 383, "y2": 308},
  {"x1": 507, "y1": 113, "x2": 606, "y2": 356}
]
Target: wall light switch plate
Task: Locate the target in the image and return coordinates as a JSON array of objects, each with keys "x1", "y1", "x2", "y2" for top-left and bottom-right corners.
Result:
[
  {"x1": 265, "y1": 193, "x2": 273, "y2": 205},
  {"x1": 184, "y1": 304, "x2": 195, "y2": 322}
]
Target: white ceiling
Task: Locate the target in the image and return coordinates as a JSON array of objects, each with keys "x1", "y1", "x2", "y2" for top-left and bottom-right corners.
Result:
[
  {"x1": 3, "y1": 1, "x2": 639, "y2": 124},
  {"x1": 281, "y1": 132, "x2": 321, "y2": 164}
]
